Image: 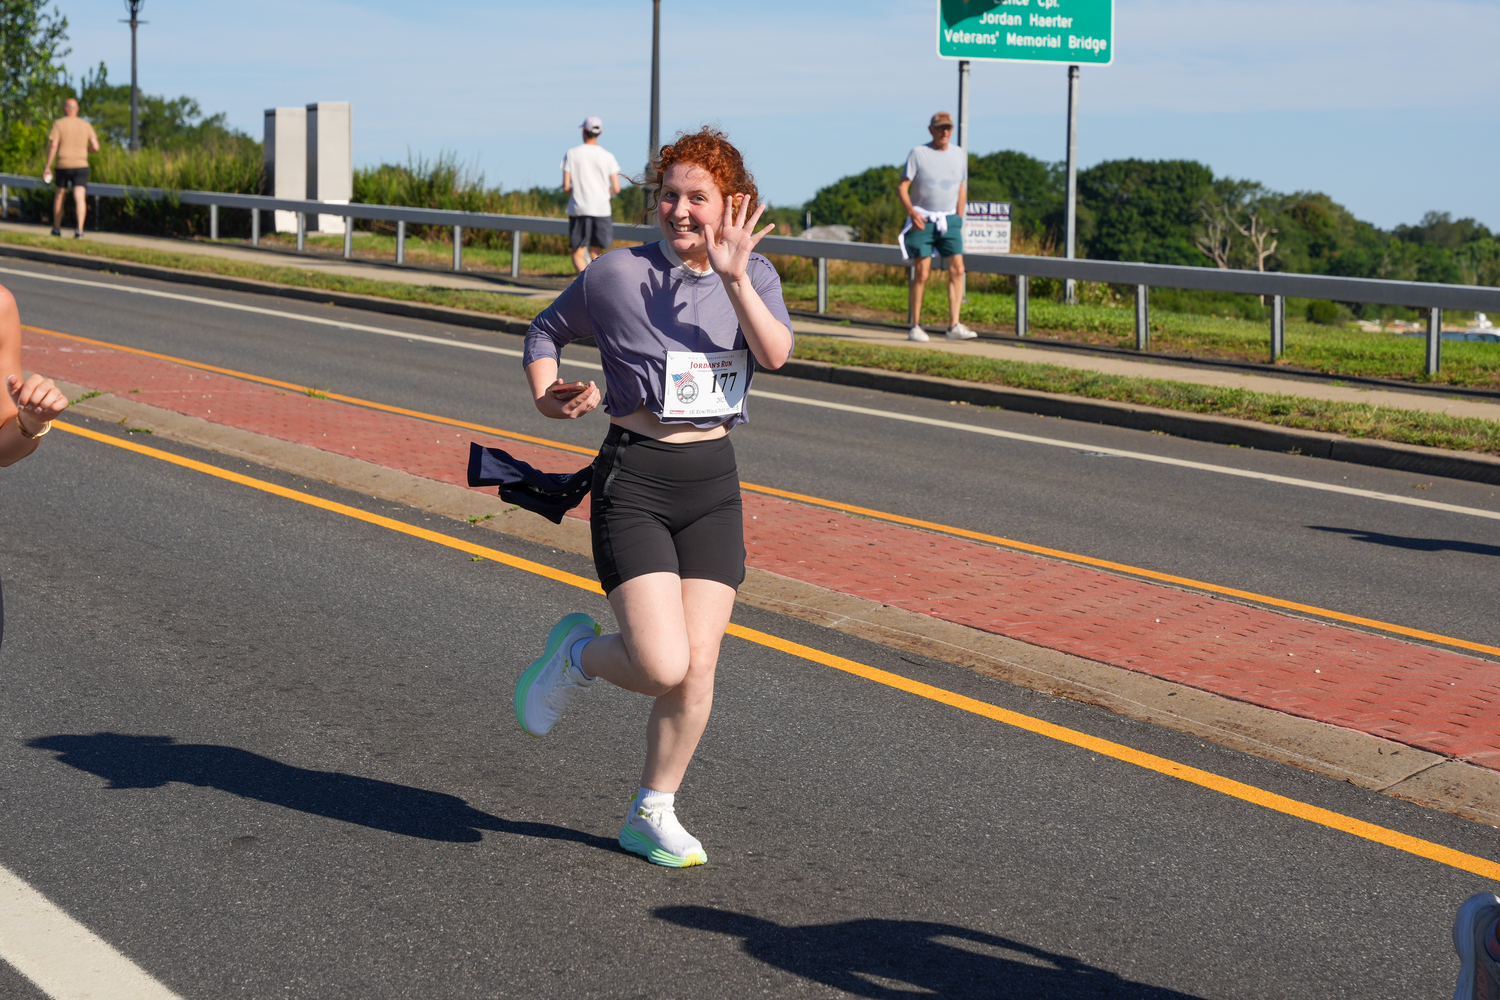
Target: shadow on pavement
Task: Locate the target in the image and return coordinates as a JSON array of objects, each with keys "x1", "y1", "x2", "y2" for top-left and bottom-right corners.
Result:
[
  {"x1": 1309, "y1": 525, "x2": 1500, "y2": 558},
  {"x1": 655, "y1": 906, "x2": 1204, "y2": 999},
  {"x1": 28, "y1": 732, "x2": 619, "y2": 850}
]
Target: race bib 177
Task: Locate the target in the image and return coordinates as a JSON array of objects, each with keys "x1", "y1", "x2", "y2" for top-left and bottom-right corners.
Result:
[{"x1": 662, "y1": 349, "x2": 748, "y2": 420}]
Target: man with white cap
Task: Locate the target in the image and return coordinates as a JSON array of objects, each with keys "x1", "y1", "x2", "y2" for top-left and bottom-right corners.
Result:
[
  {"x1": 896, "y1": 111, "x2": 976, "y2": 342},
  {"x1": 561, "y1": 115, "x2": 622, "y2": 273}
]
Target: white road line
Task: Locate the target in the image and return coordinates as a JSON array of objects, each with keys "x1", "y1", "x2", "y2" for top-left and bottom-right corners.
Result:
[
  {"x1": 5, "y1": 262, "x2": 1496, "y2": 521},
  {"x1": 0, "y1": 264, "x2": 603, "y2": 370},
  {"x1": 749, "y1": 388, "x2": 1500, "y2": 522},
  {"x1": 0, "y1": 862, "x2": 184, "y2": 1000}
]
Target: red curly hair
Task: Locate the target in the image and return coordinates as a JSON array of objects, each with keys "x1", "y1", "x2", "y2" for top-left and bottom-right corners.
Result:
[{"x1": 646, "y1": 126, "x2": 758, "y2": 217}]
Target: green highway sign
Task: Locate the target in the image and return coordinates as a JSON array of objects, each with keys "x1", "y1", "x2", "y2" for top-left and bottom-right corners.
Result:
[{"x1": 938, "y1": 0, "x2": 1114, "y2": 65}]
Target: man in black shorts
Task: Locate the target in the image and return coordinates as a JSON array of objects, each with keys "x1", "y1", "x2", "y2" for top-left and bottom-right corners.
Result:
[
  {"x1": 42, "y1": 99, "x2": 100, "y2": 238},
  {"x1": 561, "y1": 116, "x2": 621, "y2": 273}
]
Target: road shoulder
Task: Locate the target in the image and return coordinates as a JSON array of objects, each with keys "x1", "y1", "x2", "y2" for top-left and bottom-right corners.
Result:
[{"x1": 57, "y1": 381, "x2": 1500, "y2": 830}]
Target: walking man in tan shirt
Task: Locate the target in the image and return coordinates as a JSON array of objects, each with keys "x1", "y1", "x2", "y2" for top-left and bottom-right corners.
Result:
[{"x1": 42, "y1": 99, "x2": 101, "y2": 238}]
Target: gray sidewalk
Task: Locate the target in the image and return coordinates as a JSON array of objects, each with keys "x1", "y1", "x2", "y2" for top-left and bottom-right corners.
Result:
[{"x1": 4, "y1": 220, "x2": 1499, "y2": 424}]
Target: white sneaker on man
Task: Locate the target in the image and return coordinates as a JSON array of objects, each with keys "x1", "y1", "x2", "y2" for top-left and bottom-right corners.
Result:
[
  {"x1": 908, "y1": 325, "x2": 930, "y2": 342},
  {"x1": 619, "y1": 790, "x2": 707, "y2": 867},
  {"x1": 514, "y1": 613, "x2": 599, "y2": 737},
  {"x1": 946, "y1": 322, "x2": 978, "y2": 340}
]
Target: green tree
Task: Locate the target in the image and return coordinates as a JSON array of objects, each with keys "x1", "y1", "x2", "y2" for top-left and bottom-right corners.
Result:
[
  {"x1": 804, "y1": 164, "x2": 907, "y2": 244},
  {"x1": 0, "y1": 0, "x2": 69, "y2": 169},
  {"x1": 1076, "y1": 158, "x2": 1215, "y2": 265},
  {"x1": 966, "y1": 149, "x2": 1065, "y2": 242}
]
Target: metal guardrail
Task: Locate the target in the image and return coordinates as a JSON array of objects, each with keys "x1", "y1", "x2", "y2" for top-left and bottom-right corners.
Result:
[{"x1": 3, "y1": 172, "x2": 1498, "y2": 375}]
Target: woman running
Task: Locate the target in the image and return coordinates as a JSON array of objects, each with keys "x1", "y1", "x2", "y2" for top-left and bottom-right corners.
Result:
[{"x1": 514, "y1": 127, "x2": 793, "y2": 868}]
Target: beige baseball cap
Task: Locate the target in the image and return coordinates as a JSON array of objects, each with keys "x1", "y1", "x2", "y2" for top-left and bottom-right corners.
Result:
[{"x1": 929, "y1": 111, "x2": 954, "y2": 128}]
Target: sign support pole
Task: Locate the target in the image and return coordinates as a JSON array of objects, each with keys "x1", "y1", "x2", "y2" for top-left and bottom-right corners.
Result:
[
  {"x1": 1064, "y1": 64, "x2": 1079, "y2": 305},
  {"x1": 956, "y1": 60, "x2": 970, "y2": 151},
  {"x1": 648, "y1": 0, "x2": 661, "y2": 172}
]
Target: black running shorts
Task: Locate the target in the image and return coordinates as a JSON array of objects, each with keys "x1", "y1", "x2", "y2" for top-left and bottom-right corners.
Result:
[
  {"x1": 54, "y1": 167, "x2": 88, "y2": 190},
  {"x1": 590, "y1": 424, "x2": 745, "y2": 595},
  {"x1": 569, "y1": 215, "x2": 613, "y2": 251}
]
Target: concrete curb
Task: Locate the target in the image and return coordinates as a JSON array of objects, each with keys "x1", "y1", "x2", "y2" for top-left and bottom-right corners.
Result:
[
  {"x1": 9, "y1": 241, "x2": 1498, "y2": 485},
  {"x1": 54, "y1": 381, "x2": 1500, "y2": 829},
  {"x1": 775, "y1": 358, "x2": 1500, "y2": 485}
]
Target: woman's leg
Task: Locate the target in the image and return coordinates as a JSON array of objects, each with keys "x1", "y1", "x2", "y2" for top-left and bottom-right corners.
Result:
[{"x1": 581, "y1": 573, "x2": 735, "y2": 793}]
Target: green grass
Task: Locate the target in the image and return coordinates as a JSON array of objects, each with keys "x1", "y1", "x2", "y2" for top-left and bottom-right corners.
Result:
[
  {"x1": 792, "y1": 335, "x2": 1500, "y2": 455},
  {"x1": 783, "y1": 283, "x2": 1500, "y2": 388},
  {"x1": 0, "y1": 230, "x2": 552, "y2": 321},
  {"x1": 270, "y1": 231, "x2": 581, "y2": 279}
]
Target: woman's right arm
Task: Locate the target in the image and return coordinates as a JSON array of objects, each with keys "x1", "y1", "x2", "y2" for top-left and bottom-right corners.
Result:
[
  {"x1": 0, "y1": 286, "x2": 68, "y2": 468},
  {"x1": 523, "y1": 276, "x2": 600, "y2": 420},
  {"x1": 525, "y1": 356, "x2": 599, "y2": 420}
]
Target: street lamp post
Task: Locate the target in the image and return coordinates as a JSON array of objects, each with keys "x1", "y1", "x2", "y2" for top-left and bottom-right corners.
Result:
[
  {"x1": 648, "y1": 0, "x2": 660, "y2": 172},
  {"x1": 122, "y1": 1, "x2": 144, "y2": 151}
]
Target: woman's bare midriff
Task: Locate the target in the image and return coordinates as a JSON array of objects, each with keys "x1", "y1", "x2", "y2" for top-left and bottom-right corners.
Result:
[{"x1": 611, "y1": 406, "x2": 729, "y2": 443}]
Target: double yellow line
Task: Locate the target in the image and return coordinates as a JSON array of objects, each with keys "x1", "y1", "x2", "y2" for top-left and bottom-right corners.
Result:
[
  {"x1": 53, "y1": 418, "x2": 1500, "y2": 882},
  {"x1": 28, "y1": 324, "x2": 1500, "y2": 660}
]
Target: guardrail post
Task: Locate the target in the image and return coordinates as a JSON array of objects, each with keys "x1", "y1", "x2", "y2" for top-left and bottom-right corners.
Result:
[
  {"x1": 453, "y1": 225, "x2": 463, "y2": 271},
  {"x1": 1, "y1": 184, "x2": 7, "y2": 220},
  {"x1": 396, "y1": 220, "x2": 405, "y2": 264},
  {"x1": 251, "y1": 208, "x2": 260, "y2": 246},
  {"x1": 816, "y1": 258, "x2": 828, "y2": 314},
  {"x1": 1015, "y1": 274, "x2": 1028, "y2": 337},
  {"x1": 1427, "y1": 307, "x2": 1443, "y2": 375},
  {"x1": 1270, "y1": 295, "x2": 1285, "y2": 360},
  {"x1": 209, "y1": 204, "x2": 218, "y2": 240},
  {"x1": 343, "y1": 218, "x2": 353, "y2": 259},
  {"x1": 511, "y1": 230, "x2": 522, "y2": 279},
  {"x1": 94, "y1": 194, "x2": 101, "y2": 230},
  {"x1": 1135, "y1": 285, "x2": 1150, "y2": 351},
  {"x1": 297, "y1": 212, "x2": 306, "y2": 252}
]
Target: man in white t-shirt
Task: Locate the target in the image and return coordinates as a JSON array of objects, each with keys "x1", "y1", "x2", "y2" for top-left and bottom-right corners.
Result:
[
  {"x1": 561, "y1": 115, "x2": 622, "y2": 273},
  {"x1": 896, "y1": 111, "x2": 976, "y2": 342}
]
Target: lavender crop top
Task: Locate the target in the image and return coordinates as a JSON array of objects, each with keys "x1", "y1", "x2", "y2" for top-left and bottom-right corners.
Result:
[{"x1": 522, "y1": 241, "x2": 793, "y2": 430}]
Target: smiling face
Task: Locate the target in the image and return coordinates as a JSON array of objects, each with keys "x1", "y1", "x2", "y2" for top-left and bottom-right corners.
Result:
[{"x1": 657, "y1": 162, "x2": 727, "y2": 261}]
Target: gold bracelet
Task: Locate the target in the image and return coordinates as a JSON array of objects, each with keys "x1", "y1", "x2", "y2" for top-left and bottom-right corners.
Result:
[{"x1": 15, "y1": 414, "x2": 51, "y2": 440}]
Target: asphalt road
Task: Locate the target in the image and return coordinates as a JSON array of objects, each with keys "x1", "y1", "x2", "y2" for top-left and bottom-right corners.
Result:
[
  {"x1": 3, "y1": 257, "x2": 1497, "y2": 653},
  {"x1": 1, "y1": 414, "x2": 1494, "y2": 999}
]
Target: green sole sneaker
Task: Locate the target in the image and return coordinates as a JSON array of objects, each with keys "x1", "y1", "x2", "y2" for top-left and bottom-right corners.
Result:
[
  {"x1": 514, "y1": 612, "x2": 598, "y2": 737},
  {"x1": 619, "y1": 820, "x2": 707, "y2": 868}
]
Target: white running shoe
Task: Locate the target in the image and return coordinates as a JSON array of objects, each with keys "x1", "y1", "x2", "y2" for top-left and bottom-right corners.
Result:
[
  {"x1": 514, "y1": 613, "x2": 600, "y2": 737},
  {"x1": 1454, "y1": 893, "x2": 1500, "y2": 1000},
  {"x1": 619, "y1": 792, "x2": 707, "y2": 867},
  {"x1": 908, "y1": 325, "x2": 930, "y2": 342},
  {"x1": 946, "y1": 322, "x2": 978, "y2": 340}
]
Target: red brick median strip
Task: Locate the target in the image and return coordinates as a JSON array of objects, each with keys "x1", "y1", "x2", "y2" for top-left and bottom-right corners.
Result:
[{"x1": 28, "y1": 332, "x2": 1500, "y2": 770}]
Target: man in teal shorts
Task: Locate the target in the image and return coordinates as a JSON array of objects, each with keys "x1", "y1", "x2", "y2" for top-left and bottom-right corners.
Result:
[{"x1": 896, "y1": 111, "x2": 976, "y2": 342}]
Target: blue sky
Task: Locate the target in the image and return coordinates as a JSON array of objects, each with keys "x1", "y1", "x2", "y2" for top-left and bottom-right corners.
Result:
[{"x1": 56, "y1": 0, "x2": 1500, "y2": 230}]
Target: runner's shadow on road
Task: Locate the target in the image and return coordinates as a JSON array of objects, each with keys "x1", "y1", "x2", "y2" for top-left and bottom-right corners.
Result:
[
  {"x1": 1309, "y1": 525, "x2": 1500, "y2": 558},
  {"x1": 655, "y1": 906, "x2": 1204, "y2": 1000},
  {"x1": 28, "y1": 732, "x2": 618, "y2": 851}
]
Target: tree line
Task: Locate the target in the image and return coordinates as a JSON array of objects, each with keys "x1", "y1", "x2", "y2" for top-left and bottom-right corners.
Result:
[{"x1": 804, "y1": 151, "x2": 1500, "y2": 290}]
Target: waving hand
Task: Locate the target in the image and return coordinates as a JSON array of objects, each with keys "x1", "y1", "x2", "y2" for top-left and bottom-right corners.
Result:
[{"x1": 703, "y1": 195, "x2": 775, "y2": 283}]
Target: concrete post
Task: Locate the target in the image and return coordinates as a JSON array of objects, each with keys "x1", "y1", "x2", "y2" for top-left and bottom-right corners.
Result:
[
  {"x1": 306, "y1": 102, "x2": 353, "y2": 234},
  {"x1": 264, "y1": 107, "x2": 307, "y2": 234}
]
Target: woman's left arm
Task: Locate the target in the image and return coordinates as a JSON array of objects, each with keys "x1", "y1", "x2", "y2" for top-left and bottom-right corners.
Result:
[{"x1": 705, "y1": 198, "x2": 794, "y2": 370}]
